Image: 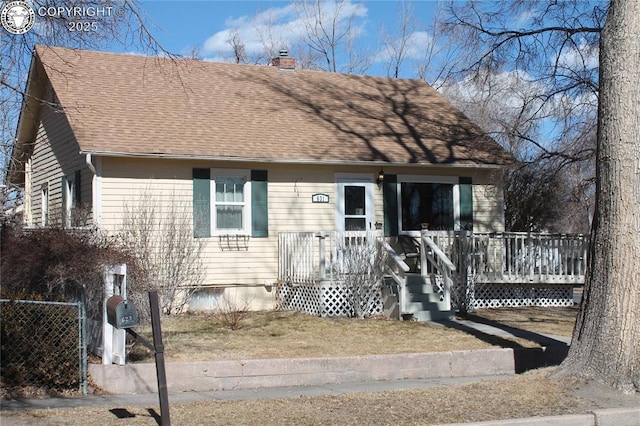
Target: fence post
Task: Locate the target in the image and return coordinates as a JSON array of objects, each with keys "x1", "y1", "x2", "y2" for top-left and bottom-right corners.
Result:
[{"x1": 79, "y1": 285, "x2": 88, "y2": 395}]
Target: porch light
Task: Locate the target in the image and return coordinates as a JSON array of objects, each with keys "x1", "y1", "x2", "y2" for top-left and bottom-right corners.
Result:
[{"x1": 376, "y1": 169, "x2": 385, "y2": 185}]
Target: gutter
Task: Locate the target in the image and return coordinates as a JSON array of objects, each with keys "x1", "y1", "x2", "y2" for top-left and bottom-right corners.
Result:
[{"x1": 79, "y1": 151, "x2": 505, "y2": 170}]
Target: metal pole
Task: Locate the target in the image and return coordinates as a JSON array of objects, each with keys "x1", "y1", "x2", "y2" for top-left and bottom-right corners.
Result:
[
  {"x1": 79, "y1": 285, "x2": 88, "y2": 395},
  {"x1": 149, "y1": 291, "x2": 170, "y2": 426}
]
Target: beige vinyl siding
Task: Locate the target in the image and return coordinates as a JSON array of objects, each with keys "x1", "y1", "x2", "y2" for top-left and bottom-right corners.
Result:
[
  {"x1": 99, "y1": 159, "x2": 504, "y2": 298},
  {"x1": 28, "y1": 90, "x2": 90, "y2": 227},
  {"x1": 100, "y1": 160, "x2": 384, "y2": 289},
  {"x1": 470, "y1": 169, "x2": 505, "y2": 233}
]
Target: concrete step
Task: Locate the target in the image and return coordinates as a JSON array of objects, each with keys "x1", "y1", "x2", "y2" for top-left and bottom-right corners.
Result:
[
  {"x1": 411, "y1": 309, "x2": 454, "y2": 321},
  {"x1": 386, "y1": 273, "x2": 451, "y2": 322},
  {"x1": 405, "y1": 274, "x2": 450, "y2": 321},
  {"x1": 407, "y1": 293, "x2": 449, "y2": 309}
]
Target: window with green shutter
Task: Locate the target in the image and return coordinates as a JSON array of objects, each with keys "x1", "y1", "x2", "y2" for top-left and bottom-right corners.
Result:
[
  {"x1": 192, "y1": 168, "x2": 268, "y2": 238},
  {"x1": 393, "y1": 175, "x2": 472, "y2": 234}
]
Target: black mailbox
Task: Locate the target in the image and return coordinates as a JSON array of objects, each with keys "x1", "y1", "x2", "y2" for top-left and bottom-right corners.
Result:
[{"x1": 106, "y1": 295, "x2": 139, "y2": 329}]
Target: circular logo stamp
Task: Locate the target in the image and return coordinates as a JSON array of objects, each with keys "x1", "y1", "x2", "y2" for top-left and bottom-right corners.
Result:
[{"x1": 1, "y1": 1, "x2": 36, "y2": 34}]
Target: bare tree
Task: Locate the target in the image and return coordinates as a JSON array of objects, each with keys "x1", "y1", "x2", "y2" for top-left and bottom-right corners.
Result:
[
  {"x1": 226, "y1": 29, "x2": 248, "y2": 64},
  {"x1": 2, "y1": 0, "x2": 172, "y2": 210},
  {"x1": 379, "y1": 0, "x2": 416, "y2": 78},
  {"x1": 555, "y1": 0, "x2": 640, "y2": 393},
  {"x1": 435, "y1": 1, "x2": 603, "y2": 231},
  {"x1": 118, "y1": 189, "x2": 205, "y2": 315},
  {"x1": 441, "y1": 0, "x2": 639, "y2": 393},
  {"x1": 296, "y1": 0, "x2": 367, "y2": 73}
]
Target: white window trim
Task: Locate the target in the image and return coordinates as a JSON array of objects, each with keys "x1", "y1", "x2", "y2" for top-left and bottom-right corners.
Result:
[
  {"x1": 41, "y1": 183, "x2": 49, "y2": 227},
  {"x1": 397, "y1": 174, "x2": 460, "y2": 236},
  {"x1": 65, "y1": 178, "x2": 75, "y2": 228},
  {"x1": 210, "y1": 168, "x2": 252, "y2": 236}
]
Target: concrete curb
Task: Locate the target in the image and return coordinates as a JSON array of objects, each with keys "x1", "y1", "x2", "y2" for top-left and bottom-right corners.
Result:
[{"x1": 89, "y1": 346, "x2": 568, "y2": 394}]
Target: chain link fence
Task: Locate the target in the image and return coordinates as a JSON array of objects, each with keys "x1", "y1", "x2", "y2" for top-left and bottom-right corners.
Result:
[{"x1": 0, "y1": 298, "x2": 88, "y2": 397}]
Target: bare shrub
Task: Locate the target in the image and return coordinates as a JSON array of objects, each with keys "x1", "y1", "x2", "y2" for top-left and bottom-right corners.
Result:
[
  {"x1": 118, "y1": 189, "x2": 205, "y2": 315},
  {"x1": 333, "y1": 233, "x2": 388, "y2": 319},
  {"x1": 212, "y1": 291, "x2": 252, "y2": 331}
]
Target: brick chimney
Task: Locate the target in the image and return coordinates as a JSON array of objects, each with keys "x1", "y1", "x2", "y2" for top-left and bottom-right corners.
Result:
[{"x1": 271, "y1": 49, "x2": 295, "y2": 70}]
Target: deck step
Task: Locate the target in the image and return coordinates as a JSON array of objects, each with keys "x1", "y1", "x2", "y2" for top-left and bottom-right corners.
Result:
[
  {"x1": 400, "y1": 274, "x2": 453, "y2": 322},
  {"x1": 409, "y1": 309, "x2": 454, "y2": 322}
]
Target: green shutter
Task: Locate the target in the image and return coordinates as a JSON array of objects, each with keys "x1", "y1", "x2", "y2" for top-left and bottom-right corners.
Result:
[
  {"x1": 61, "y1": 176, "x2": 67, "y2": 226},
  {"x1": 459, "y1": 177, "x2": 473, "y2": 231},
  {"x1": 251, "y1": 170, "x2": 268, "y2": 237},
  {"x1": 383, "y1": 174, "x2": 398, "y2": 236},
  {"x1": 193, "y1": 168, "x2": 211, "y2": 238}
]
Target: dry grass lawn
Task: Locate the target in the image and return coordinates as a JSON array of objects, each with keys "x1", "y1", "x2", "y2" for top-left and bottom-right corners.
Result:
[{"x1": 127, "y1": 306, "x2": 578, "y2": 362}]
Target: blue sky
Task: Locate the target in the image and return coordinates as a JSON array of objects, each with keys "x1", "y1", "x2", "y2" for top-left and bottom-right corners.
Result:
[{"x1": 138, "y1": 1, "x2": 440, "y2": 77}]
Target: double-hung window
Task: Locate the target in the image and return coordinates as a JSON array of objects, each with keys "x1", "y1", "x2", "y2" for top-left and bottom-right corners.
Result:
[{"x1": 212, "y1": 169, "x2": 251, "y2": 233}]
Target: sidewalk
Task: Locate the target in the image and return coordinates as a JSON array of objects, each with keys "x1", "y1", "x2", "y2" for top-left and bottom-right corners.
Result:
[
  {"x1": 0, "y1": 374, "x2": 514, "y2": 411},
  {"x1": 2, "y1": 368, "x2": 638, "y2": 426}
]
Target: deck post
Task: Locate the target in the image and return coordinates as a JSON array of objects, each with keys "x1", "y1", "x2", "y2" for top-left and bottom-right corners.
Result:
[{"x1": 316, "y1": 232, "x2": 327, "y2": 280}]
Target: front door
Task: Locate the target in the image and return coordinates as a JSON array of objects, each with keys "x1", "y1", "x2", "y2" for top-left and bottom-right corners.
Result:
[{"x1": 336, "y1": 176, "x2": 374, "y2": 232}]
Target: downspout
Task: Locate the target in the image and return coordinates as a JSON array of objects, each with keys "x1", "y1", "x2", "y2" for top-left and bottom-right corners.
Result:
[
  {"x1": 85, "y1": 153, "x2": 101, "y2": 226},
  {"x1": 85, "y1": 153, "x2": 96, "y2": 174}
]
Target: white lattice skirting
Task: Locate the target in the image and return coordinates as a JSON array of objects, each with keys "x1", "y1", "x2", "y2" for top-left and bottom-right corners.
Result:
[
  {"x1": 277, "y1": 282, "x2": 384, "y2": 318},
  {"x1": 471, "y1": 284, "x2": 574, "y2": 309}
]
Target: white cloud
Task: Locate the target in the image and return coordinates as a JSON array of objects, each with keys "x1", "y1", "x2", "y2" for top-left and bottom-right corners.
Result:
[
  {"x1": 374, "y1": 30, "x2": 434, "y2": 63},
  {"x1": 201, "y1": 1, "x2": 368, "y2": 62},
  {"x1": 556, "y1": 38, "x2": 599, "y2": 70}
]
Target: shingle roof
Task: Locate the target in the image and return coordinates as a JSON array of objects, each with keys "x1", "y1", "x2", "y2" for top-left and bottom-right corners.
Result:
[{"x1": 33, "y1": 45, "x2": 510, "y2": 166}]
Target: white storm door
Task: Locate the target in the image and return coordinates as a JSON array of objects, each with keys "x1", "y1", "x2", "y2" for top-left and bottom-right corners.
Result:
[{"x1": 336, "y1": 176, "x2": 374, "y2": 232}]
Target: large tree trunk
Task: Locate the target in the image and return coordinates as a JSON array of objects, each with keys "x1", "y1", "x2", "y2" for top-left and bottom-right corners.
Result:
[{"x1": 557, "y1": 0, "x2": 640, "y2": 393}]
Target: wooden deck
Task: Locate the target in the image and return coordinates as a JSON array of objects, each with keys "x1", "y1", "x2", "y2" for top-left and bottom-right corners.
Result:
[{"x1": 277, "y1": 231, "x2": 588, "y2": 317}]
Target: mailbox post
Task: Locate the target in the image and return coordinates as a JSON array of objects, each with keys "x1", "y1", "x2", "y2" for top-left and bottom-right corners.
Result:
[{"x1": 103, "y1": 265, "x2": 128, "y2": 365}]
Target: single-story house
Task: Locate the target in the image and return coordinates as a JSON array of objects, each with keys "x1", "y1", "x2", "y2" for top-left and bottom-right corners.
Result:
[{"x1": 8, "y1": 45, "x2": 514, "y2": 311}]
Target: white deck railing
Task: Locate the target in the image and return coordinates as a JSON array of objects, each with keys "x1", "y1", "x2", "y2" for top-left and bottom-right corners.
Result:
[
  {"x1": 278, "y1": 231, "x2": 387, "y2": 284},
  {"x1": 421, "y1": 231, "x2": 589, "y2": 284},
  {"x1": 421, "y1": 234, "x2": 456, "y2": 311}
]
